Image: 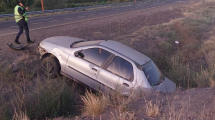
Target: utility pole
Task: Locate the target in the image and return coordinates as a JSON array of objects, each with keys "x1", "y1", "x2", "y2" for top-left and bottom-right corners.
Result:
[{"x1": 41, "y1": 0, "x2": 44, "y2": 11}]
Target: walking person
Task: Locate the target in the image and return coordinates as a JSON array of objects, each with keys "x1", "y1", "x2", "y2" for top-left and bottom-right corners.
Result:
[{"x1": 14, "y1": 1, "x2": 34, "y2": 44}]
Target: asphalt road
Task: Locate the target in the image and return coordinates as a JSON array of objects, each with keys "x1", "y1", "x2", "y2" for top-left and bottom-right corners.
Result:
[{"x1": 0, "y1": 0, "x2": 188, "y2": 37}]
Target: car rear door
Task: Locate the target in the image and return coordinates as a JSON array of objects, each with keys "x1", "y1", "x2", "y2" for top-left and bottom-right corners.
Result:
[
  {"x1": 65, "y1": 47, "x2": 113, "y2": 90},
  {"x1": 96, "y1": 55, "x2": 136, "y2": 95}
]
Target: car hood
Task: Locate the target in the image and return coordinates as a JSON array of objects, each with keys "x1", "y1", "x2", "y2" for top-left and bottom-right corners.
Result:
[
  {"x1": 153, "y1": 77, "x2": 176, "y2": 93},
  {"x1": 42, "y1": 36, "x2": 83, "y2": 48}
]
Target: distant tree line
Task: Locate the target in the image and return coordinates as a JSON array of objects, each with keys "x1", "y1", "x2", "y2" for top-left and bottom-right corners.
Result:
[{"x1": 0, "y1": 0, "x2": 132, "y2": 13}]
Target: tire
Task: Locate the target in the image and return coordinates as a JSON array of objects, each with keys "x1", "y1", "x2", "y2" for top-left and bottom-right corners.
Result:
[{"x1": 41, "y1": 56, "x2": 60, "y2": 78}]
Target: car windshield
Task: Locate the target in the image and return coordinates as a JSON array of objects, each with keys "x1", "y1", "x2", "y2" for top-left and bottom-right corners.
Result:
[{"x1": 142, "y1": 61, "x2": 165, "y2": 86}]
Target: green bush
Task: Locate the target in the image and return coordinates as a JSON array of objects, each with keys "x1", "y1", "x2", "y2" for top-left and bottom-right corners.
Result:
[
  {"x1": 25, "y1": 77, "x2": 78, "y2": 119},
  {"x1": 0, "y1": 1, "x2": 8, "y2": 12}
]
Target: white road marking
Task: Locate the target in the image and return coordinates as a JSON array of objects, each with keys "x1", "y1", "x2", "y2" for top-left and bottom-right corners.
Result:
[
  {"x1": 49, "y1": 20, "x2": 59, "y2": 22},
  {"x1": 32, "y1": 22, "x2": 42, "y2": 25}
]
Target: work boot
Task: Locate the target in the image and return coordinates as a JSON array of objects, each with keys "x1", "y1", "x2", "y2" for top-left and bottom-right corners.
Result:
[
  {"x1": 27, "y1": 39, "x2": 34, "y2": 44},
  {"x1": 15, "y1": 40, "x2": 21, "y2": 44}
]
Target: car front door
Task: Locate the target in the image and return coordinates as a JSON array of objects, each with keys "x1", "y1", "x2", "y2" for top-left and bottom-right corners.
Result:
[
  {"x1": 96, "y1": 56, "x2": 135, "y2": 95},
  {"x1": 65, "y1": 47, "x2": 112, "y2": 90}
]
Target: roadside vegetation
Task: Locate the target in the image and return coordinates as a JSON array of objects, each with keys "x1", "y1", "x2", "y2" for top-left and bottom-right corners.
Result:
[
  {"x1": 1, "y1": 0, "x2": 215, "y2": 120},
  {"x1": 0, "y1": 0, "x2": 146, "y2": 14},
  {"x1": 117, "y1": 0, "x2": 215, "y2": 89},
  {"x1": 0, "y1": 63, "x2": 80, "y2": 120},
  {"x1": 81, "y1": 0, "x2": 215, "y2": 119}
]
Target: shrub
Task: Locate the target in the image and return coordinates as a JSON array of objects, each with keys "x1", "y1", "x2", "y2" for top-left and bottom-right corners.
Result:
[
  {"x1": 81, "y1": 90, "x2": 109, "y2": 116},
  {"x1": 0, "y1": 1, "x2": 8, "y2": 13},
  {"x1": 164, "y1": 55, "x2": 196, "y2": 88},
  {"x1": 24, "y1": 77, "x2": 78, "y2": 119}
]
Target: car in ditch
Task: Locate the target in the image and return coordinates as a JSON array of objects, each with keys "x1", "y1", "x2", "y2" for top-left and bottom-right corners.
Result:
[{"x1": 38, "y1": 36, "x2": 176, "y2": 95}]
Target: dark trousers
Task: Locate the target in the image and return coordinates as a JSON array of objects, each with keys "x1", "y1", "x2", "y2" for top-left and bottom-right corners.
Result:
[{"x1": 15, "y1": 20, "x2": 30, "y2": 42}]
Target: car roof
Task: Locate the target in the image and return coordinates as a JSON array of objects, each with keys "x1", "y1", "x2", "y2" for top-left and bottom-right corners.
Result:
[{"x1": 99, "y1": 40, "x2": 150, "y2": 65}]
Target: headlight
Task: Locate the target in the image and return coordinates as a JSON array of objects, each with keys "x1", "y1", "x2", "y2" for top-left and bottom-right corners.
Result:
[
  {"x1": 38, "y1": 46, "x2": 47, "y2": 55},
  {"x1": 40, "y1": 42, "x2": 44, "y2": 46}
]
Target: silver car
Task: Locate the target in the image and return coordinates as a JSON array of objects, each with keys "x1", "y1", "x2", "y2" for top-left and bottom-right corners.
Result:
[{"x1": 38, "y1": 36, "x2": 176, "y2": 95}]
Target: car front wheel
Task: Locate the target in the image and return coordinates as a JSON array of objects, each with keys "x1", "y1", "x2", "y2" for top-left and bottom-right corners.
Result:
[{"x1": 41, "y1": 56, "x2": 60, "y2": 78}]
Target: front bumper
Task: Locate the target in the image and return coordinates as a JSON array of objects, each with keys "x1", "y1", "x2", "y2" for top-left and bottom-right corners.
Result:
[
  {"x1": 38, "y1": 45, "x2": 47, "y2": 59},
  {"x1": 153, "y1": 77, "x2": 176, "y2": 93}
]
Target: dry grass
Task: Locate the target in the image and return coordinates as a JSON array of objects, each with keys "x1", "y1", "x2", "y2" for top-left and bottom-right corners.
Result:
[
  {"x1": 145, "y1": 100, "x2": 159, "y2": 117},
  {"x1": 111, "y1": 109, "x2": 135, "y2": 120},
  {"x1": 164, "y1": 95, "x2": 187, "y2": 120},
  {"x1": 81, "y1": 90, "x2": 109, "y2": 116},
  {"x1": 12, "y1": 111, "x2": 29, "y2": 120},
  {"x1": 195, "y1": 66, "x2": 215, "y2": 87}
]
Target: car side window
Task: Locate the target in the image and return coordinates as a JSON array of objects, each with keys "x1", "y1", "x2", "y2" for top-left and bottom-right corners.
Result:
[
  {"x1": 80, "y1": 48, "x2": 112, "y2": 66},
  {"x1": 107, "y1": 56, "x2": 134, "y2": 82}
]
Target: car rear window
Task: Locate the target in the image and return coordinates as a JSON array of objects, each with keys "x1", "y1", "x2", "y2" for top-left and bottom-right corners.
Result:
[{"x1": 142, "y1": 61, "x2": 165, "y2": 86}]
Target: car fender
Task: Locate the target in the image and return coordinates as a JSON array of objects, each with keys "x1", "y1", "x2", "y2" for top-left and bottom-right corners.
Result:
[{"x1": 42, "y1": 43, "x2": 71, "y2": 72}]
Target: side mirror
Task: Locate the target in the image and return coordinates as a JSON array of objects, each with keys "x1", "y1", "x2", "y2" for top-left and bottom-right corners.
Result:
[{"x1": 74, "y1": 52, "x2": 84, "y2": 58}]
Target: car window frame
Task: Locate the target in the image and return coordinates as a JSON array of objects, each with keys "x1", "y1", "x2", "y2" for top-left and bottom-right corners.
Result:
[
  {"x1": 73, "y1": 47, "x2": 114, "y2": 68},
  {"x1": 104, "y1": 55, "x2": 134, "y2": 82}
]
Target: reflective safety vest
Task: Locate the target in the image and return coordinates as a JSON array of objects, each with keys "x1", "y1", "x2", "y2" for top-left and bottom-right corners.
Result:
[{"x1": 14, "y1": 5, "x2": 28, "y2": 22}]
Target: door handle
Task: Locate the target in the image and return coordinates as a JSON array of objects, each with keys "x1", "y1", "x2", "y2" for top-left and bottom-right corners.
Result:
[
  {"x1": 91, "y1": 68, "x2": 97, "y2": 72},
  {"x1": 123, "y1": 83, "x2": 129, "y2": 87}
]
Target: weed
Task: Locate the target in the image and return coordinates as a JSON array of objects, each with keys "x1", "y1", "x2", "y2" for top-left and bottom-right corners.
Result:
[
  {"x1": 163, "y1": 55, "x2": 196, "y2": 88},
  {"x1": 111, "y1": 109, "x2": 135, "y2": 120},
  {"x1": 81, "y1": 90, "x2": 109, "y2": 116},
  {"x1": 158, "y1": 41, "x2": 173, "y2": 51},
  {"x1": 25, "y1": 77, "x2": 78, "y2": 119},
  {"x1": 143, "y1": 93, "x2": 161, "y2": 117},
  {"x1": 162, "y1": 95, "x2": 187, "y2": 120},
  {"x1": 145, "y1": 100, "x2": 159, "y2": 117},
  {"x1": 159, "y1": 30, "x2": 179, "y2": 43},
  {"x1": 0, "y1": 63, "x2": 15, "y2": 83},
  {"x1": 12, "y1": 111, "x2": 29, "y2": 120}
]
